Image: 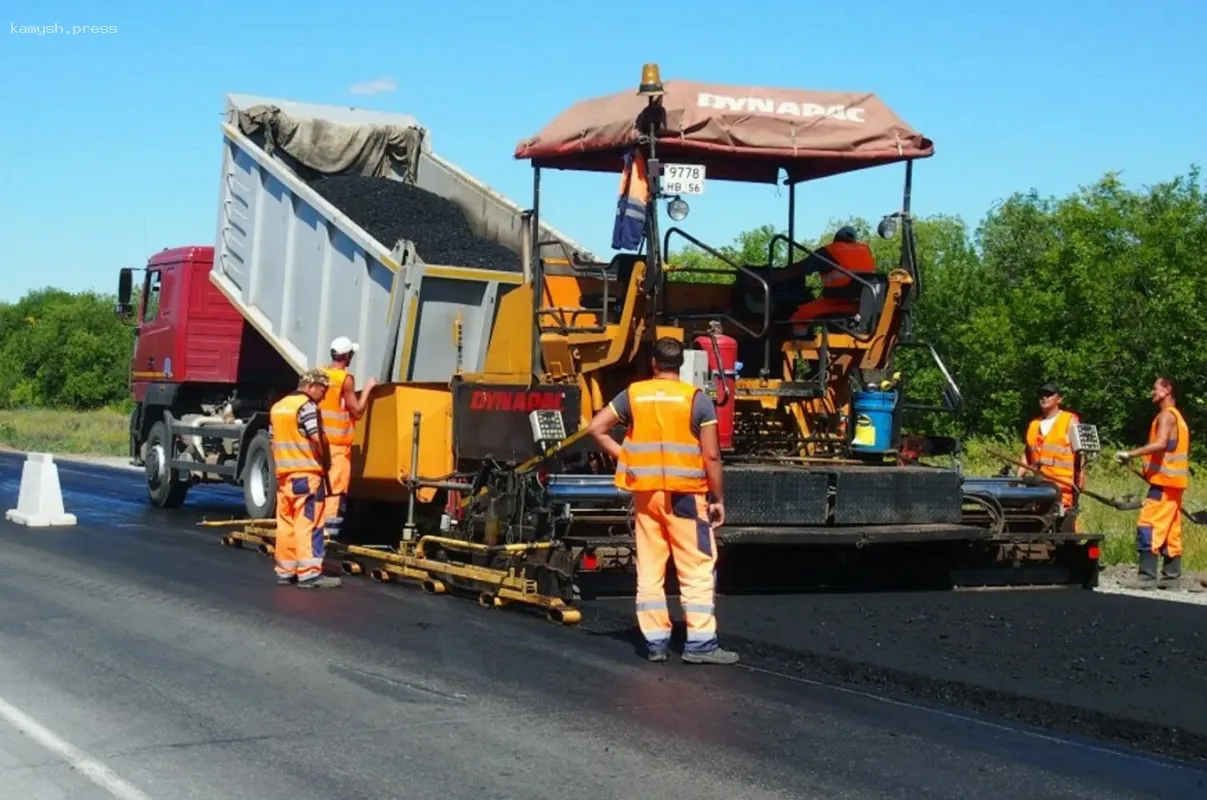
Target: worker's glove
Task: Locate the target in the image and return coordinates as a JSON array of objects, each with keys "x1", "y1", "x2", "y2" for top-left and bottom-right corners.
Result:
[{"x1": 1114, "y1": 451, "x2": 1131, "y2": 465}]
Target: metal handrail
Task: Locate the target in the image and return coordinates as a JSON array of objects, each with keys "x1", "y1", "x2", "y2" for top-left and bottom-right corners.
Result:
[
  {"x1": 661, "y1": 226, "x2": 770, "y2": 338},
  {"x1": 766, "y1": 233, "x2": 878, "y2": 295}
]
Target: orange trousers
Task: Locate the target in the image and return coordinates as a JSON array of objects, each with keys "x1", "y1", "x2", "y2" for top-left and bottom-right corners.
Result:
[
  {"x1": 323, "y1": 444, "x2": 351, "y2": 538},
  {"x1": 1137, "y1": 485, "x2": 1183, "y2": 558},
  {"x1": 633, "y1": 490, "x2": 719, "y2": 656},
  {"x1": 275, "y1": 473, "x2": 326, "y2": 583}
]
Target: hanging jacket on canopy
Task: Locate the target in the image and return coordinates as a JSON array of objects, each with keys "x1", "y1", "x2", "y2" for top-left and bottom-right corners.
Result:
[{"x1": 612, "y1": 147, "x2": 650, "y2": 252}]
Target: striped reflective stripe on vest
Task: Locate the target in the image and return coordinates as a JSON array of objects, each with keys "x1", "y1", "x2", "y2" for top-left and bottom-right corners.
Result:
[
  {"x1": 272, "y1": 442, "x2": 321, "y2": 472},
  {"x1": 617, "y1": 441, "x2": 706, "y2": 479}
]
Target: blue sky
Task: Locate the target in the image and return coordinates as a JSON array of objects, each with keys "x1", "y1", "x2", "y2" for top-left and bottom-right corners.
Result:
[{"x1": 2, "y1": 0, "x2": 1203, "y2": 302}]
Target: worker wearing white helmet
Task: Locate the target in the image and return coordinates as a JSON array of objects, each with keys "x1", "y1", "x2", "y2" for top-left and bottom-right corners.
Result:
[{"x1": 319, "y1": 336, "x2": 378, "y2": 538}]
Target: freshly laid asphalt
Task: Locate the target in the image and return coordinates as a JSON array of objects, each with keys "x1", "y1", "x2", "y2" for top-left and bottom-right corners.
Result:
[{"x1": 1, "y1": 451, "x2": 1205, "y2": 799}]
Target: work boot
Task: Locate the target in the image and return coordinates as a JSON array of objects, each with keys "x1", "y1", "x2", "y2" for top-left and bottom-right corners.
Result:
[
  {"x1": 297, "y1": 575, "x2": 342, "y2": 589},
  {"x1": 1158, "y1": 558, "x2": 1205, "y2": 592},
  {"x1": 1120, "y1": 552, "x2": 1159, "y2": 590},
  {"x1": 276, "y1": 575, "x2": 297, "y2": 586},
  {"x1": 646, "y1": 649, "x2": 668, "y2": 663},
  {"x1": 1159, "y1": 555, "x2": 1183, "y2": 589},
  {"x1": 682, "y1": 647, "x2": 740, "y2": 665}
]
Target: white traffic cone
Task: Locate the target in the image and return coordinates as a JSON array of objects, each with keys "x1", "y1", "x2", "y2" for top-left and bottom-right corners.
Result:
[{"x1": 4, "y1": 452, "x2": 77, "y2": 527}]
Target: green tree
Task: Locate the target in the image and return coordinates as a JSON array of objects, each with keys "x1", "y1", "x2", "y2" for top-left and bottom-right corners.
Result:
[{"x1": 0, "y1": 288, "x2": 135, "y2": 410}]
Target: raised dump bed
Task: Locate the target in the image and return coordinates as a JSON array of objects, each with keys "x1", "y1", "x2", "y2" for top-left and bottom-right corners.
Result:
[{"x1": 212, "y1": 93, "x2": 594, "y2": 384}]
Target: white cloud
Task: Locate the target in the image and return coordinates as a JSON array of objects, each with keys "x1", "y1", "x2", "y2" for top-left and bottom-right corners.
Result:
[{"x1": 348, "y1": 76, "x2": 397, "y2": 96}]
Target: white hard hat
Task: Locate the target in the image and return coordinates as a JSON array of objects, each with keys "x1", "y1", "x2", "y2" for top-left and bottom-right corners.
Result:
[{"x1": 330, "y1": 336, "x2": 359, "y2": 355}]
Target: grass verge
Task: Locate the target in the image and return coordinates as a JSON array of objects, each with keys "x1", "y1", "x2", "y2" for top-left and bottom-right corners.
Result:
[
  {"x1": 1, "y1": 408, "x2": 1203, "y2": 568},
  {"x1": 0, "y1": 407, "x2": 129, "y2": 458}
]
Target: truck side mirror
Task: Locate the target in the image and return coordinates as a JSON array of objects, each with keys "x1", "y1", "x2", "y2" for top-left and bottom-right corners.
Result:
[{"x1": 116, "y1": 267, "x2": 134, "y2": 318}]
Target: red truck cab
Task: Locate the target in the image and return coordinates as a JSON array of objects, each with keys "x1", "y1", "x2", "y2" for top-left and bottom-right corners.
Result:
[{"x1": 117, "y1": 246, "x2": 295, "y2": 516}]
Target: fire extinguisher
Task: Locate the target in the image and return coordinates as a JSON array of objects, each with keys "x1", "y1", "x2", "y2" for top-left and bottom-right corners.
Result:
[{"x1": 694, "y1": 324, "x2": 737, "y2": 450}]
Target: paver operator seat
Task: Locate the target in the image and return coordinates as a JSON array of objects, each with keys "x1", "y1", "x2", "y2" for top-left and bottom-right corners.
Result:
[{"x1": 736, "y1": 228, "x2": 888, "y2": 337}]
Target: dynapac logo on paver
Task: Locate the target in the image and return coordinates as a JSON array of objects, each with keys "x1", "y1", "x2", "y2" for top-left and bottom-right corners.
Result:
[
  {"x1": 697, "y1": 92, "x2": 866, "y2": 123},
  {"x1": 470, "y1": 390, "x2": 564, "y2": 412}
]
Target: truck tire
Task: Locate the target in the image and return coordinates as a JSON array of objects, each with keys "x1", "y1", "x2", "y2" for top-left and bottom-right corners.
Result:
[
  {"x1": 145, "y1": 421, "x2": 189, "y2": 508},
  {"x1": 241, "y1": 430, "x2": 276, "y2": 520}
]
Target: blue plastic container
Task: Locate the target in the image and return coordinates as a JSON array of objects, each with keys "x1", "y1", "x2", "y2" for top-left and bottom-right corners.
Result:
[{"x1": 851, "y1": 390, "x2": 898, "y2": 453}]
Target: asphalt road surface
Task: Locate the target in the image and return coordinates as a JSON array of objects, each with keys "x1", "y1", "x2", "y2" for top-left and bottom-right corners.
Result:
[{"x1": 1, "y1": 451, "x2": 1205, "y2": 800}]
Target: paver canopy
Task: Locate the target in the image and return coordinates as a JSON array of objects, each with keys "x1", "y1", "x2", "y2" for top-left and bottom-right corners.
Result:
[{"x1": 515, "y1": 79, "x2": 933, "y2": 184}]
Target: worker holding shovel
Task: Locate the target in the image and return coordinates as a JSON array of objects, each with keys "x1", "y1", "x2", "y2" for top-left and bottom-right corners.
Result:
[
  {"x1": 1019, "y1": 382, "x2": 1086, "y2": 532},
  {"x1": 1114, "y1": 376, "x2": 1196, "y2": 590}
]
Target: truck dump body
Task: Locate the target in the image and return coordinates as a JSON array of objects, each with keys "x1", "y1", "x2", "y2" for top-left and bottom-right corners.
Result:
[{"x1": 212, "y1": 94, "x2": 594, "y2": 385}]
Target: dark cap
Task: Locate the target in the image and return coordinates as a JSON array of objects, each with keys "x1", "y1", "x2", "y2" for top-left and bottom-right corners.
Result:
[
  {"x1": 834, "y1": 225, "x2": 858, "y2": 243},
  {"x1": 1038, "y1": 382, "x2": 1061, "y2": 396}
]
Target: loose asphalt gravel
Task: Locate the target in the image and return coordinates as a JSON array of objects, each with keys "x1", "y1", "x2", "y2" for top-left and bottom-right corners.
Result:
[{"x1": 306, "y1": 174, "x2": 523, "y2": 271}]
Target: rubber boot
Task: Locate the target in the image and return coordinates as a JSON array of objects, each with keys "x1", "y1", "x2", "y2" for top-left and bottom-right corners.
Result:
[
  {"x1": 297, "y1": 575, "x2": 342, "y2": 589},
  {"x1": 1159, "y1": 556, "x2": 1206, "y2": 592},
  {"x1": 1121, "y1": 552, "x2": 1159, "y2": 590}
]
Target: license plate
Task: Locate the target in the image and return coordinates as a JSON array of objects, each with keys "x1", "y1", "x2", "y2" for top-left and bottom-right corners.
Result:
[{"x1": 661, "y1": 163, "x2": 706, "y2": 195}]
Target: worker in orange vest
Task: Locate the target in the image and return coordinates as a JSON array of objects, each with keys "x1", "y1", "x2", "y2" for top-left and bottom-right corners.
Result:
[
  {"x1": 1115, "y1": 376, "x2": 1196, "y2": 590},
  {"x1": 763, "y1": 227, "x2": 876, "y2": 323},
  {"x1": 270, "y1": 368, "x2": 341, "y2": 588},
  {"x1": 320, "y1": 337, "x2": 377, "y2": 539},
  {"x1": 1018, "y1": 382, "x2": 1085, "y2": 531},
  {"x1": 585, "y1": 337, "x2": 737, "y2": 665}
]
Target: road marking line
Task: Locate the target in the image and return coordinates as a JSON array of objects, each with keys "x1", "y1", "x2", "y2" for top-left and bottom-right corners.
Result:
[
  {"x1": 738, "y1": 663, "x2": 1198, "y2": 771},
  {"x1": 0, "y1": 694, "x2": 153, "y2": 799}
]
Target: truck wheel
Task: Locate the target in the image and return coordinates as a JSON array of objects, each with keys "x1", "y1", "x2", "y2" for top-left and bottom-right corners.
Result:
[
  {"x1": 242, "y1": 431, "x2": 276, "y2": 520},
  {"x1": 145, "y1": 421, "x2": 189, "y2": 508}
]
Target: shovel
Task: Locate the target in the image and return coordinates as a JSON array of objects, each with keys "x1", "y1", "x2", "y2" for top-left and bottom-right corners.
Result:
[
  {"x1": 986, "y1": 449, "x2": 1142, "y2": 511},
  {"x1": 1119, "y1": 463, "x2": 1207, "y2": 524}
]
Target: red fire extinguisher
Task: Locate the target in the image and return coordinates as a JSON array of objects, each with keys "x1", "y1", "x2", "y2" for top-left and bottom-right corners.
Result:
[{"x1": 694, "y1": 326, "x2": 737, "y2": 450}]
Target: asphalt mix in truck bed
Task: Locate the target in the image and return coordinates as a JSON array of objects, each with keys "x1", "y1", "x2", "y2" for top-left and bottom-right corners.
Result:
[
  {"x1": 581, "y1": 588, "x2": 1207, "y2": 762},
  {"x1": 307, "y1": 175, "x2": 524, "y2": 271}
]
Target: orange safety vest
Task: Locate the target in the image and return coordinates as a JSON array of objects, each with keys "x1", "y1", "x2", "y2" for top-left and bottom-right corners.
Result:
[
  {"x1": 319, "y1": 366, "x2": 354, "y2": 447},
  {"x1": 612, "y1": 147, "x2": 650, "y2": 252},
  {"x1": 819, "y1": 241, "x2": 876, "y2": 293},
  {"x1": 614, "y1": 378, "x2": 708, "y2": 494},
  {"x1": 1144, "y1": 406, "x2": 1190, "y2": 489},
  {"x1": 270, "y1": 392, "x2": 323, "y2": 477},
  {"x1": 1024, "y1": 410, "x2": 1078, "y2": 491}
]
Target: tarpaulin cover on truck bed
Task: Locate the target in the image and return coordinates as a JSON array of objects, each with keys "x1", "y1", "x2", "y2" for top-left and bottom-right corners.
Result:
[{"x1": 233, "y1": 104, "x2": 425, "y2": 183}]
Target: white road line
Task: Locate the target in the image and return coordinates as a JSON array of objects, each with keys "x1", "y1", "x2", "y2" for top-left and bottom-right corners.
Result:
[
  {"x1": 737, "y1": 663, "x2": 1199, "y2": 771},
  {"x1": 0, "y1": 694, "x2": 153, "y2": 800}
]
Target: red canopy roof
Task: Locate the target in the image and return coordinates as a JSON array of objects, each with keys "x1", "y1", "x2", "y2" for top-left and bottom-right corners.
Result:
[{"x1": 514, "y1": 79, "x2": 933, "y2": 184}]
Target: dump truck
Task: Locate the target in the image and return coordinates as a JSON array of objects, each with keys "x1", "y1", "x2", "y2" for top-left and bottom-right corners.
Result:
[
  {"x1": 117, "y1": 93, "x2": 595, "y2": 518},
  {"x1": 120, "y1": 68, "x2": 1104, "y2": 621}
]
